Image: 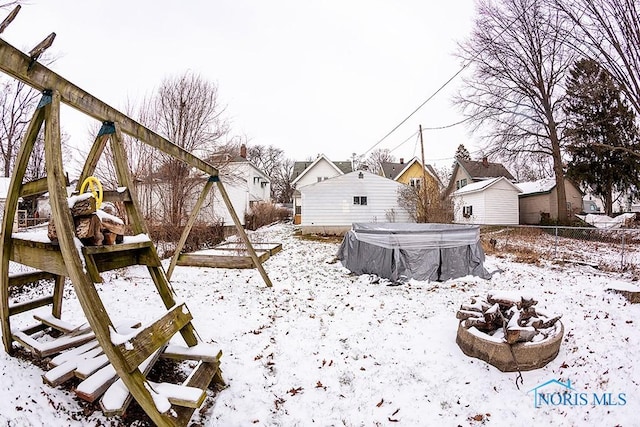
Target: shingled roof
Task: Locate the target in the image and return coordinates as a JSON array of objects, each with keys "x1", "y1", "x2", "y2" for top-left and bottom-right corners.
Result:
[
  {"x1": 291, "y1": 156, "x2": 352, "y2": 181},
  {"x1": 457, "y1": 158, "x2": 515, "y2": 181},
  {"x1": 380, "y1": 158, "x2": 440, "y2": 184}
]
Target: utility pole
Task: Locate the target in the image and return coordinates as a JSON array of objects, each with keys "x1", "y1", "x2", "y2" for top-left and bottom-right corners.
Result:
[{"x1": 419, "y1": 125, "x2": 429, "y2": 222}]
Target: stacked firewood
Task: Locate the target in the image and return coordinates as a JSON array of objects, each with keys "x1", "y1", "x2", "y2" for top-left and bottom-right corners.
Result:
[
  {"x1": 456, "y1": 292, "x2": 562, "y2": 344},
  {"x1": 48, "y1": 195, "x2": 125, "y2": 246}
]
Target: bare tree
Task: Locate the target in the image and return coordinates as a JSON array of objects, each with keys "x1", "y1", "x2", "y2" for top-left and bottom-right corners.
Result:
[
  {"x1": 553, "y1": 0, "x2": 640, "y2": 116},
  {"x1": 397, "y1": 176, "x2": 451, "y2": 223},
  {"x1": 246, "y1": 143, "x2": 295, "y2": 203},
  {"x1": 363, "y1": 148, "x2": 395, "y2": 174},
  {"x1": 0, "y1": 79, "x2": 40, "y2": 176},
  {"x1": 151, "y1": 72, "x2": 230, "y2": 225},
  {"x1": 455, "y1": 0, "x2": 574, "y2": 223}
]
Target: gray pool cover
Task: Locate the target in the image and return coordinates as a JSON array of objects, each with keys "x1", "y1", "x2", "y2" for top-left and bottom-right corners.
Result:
[{"x1": 337, "y1": 223, "x2": 490, "y2": 282}]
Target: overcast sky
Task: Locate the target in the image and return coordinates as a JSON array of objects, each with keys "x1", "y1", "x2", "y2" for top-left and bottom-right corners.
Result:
[{"x1": 4, "y1": 1, "x2": 478, "y2": 170}]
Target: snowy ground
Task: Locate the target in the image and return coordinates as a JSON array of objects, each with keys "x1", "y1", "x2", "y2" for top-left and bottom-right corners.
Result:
[{"x1": 1, "y1": 222, "x2": 640, "y2": 426}]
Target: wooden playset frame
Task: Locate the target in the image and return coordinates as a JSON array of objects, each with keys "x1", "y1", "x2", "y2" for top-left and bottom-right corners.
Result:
[{"x1": 0, "y1": 7, "x2": 271, "y2": 426}]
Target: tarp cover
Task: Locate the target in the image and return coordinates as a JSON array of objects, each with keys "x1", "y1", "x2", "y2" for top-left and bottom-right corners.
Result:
[{"x1": 337, "y1": 223, "x2": 490, "y2": 282}]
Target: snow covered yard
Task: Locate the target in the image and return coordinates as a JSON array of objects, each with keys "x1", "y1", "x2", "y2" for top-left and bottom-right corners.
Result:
[{"x1": 1, "y1": 222, "x2": 639, "y2": 426}]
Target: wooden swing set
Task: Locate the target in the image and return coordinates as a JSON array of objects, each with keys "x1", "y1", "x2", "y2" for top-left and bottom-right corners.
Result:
[{"x1": 0, "y1": 6, "x2": 271, "y2": 426}]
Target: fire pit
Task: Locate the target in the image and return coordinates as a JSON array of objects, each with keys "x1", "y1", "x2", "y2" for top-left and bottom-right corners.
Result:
[{"x1": 455, "y1": 291, "x2": 563, "y2": 372}]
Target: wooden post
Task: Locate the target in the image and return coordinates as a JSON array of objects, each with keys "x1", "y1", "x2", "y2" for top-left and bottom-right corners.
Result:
[
  {"x1": 419, "y1": 124, "x2": 428, "y2": 222},
  {"x1": 167, "y1": 179, "x2": 215, "y2": 280},
  {"x1": 0, "y1": 97, "x2": 46, "y2": 353},
  {"x1": 215, "y1": 179, "x2": 273, "y2": 288}
]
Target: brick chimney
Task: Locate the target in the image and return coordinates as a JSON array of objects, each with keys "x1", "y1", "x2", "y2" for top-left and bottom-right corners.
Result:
[
  {"x1": 240, "y1": 144, "x2": 247, "y2": 159},
  {"x1": 400, "y1": 158, "x2": 404, "y2": 164},
  {"x1": 482, "y1": 157, "x2": 488, "y2": 167}
]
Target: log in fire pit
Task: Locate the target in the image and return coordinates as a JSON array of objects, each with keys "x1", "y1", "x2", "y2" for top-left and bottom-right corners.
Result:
[{"x1": 456, "y1": 291, "x2": 563, "y2": 372}]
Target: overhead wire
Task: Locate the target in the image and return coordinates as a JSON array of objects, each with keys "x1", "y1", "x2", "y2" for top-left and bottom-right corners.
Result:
[{"x1": 363, "y1": 2, "x2": 536, "y2": 157}]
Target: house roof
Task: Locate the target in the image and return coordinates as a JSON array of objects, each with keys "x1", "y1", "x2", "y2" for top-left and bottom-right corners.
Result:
[
  {"x1": 517, "y1": 178, "x2": 583, "y2": 198},
  {"x1": 453, "y1": 176, "x2": 522, "y2": 196},
  {"x1": 380, "y1": 157, "x2": 441, "y2": 186},
  {"x1": 516, "y1": 178, "x2": 557, "y2": 196},
  {"x1": 291, "y1": 154, "x2": 352, "y2": 185},
  {"x1": 457, "y1": 159, "x2": 515, "y2": 181}
]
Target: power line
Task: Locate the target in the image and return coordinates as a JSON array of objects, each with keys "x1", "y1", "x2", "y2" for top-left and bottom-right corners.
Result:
[{"x1": 363, "y1": 3, "x2": 535, "y2": 157}]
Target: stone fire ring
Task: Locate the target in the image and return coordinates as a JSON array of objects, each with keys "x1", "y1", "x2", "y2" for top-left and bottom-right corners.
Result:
[{"x1": 456, "y1": 320, "x2": 564, "y2": 372}]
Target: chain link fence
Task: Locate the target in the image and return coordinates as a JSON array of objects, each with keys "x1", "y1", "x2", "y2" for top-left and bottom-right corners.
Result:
[{"x1": 480, "y1": 225, "x2": 640, "y2": 273}]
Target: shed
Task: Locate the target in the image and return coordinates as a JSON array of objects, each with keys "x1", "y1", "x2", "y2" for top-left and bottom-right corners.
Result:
[
  {"x1": 517, "y1": 178, "x2": 583, "y2": 224},
  {"x1": 300, "y1": 170, "x2": 412, "y2": 235},
  {"x1": 451, "y1": 177, "x2": 521, "y2": 225},
  {"x1": 337, "y1": 223, "x2": 490, "y2": 282}
]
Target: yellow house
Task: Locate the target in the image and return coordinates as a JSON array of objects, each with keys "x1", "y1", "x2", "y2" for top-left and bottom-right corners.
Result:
[{"x1": 380, "y1": 157, "x2": 442, "y2": 189}]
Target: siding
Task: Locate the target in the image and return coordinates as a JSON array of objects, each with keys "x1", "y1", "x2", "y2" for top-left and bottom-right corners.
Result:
[
  {"x1": 294, "y1": 158, "x2": 344, "y2": 188},
  {"x1": 300, "y1": 171, "x2": 412, "y2": 234},
  {"x1": 453, "y1": 178, "x2": 519, "y2": 225},
  {"x1": 518, "y1": 179, "x2": 583, "y2": 224},
  {"x1": 482, "y1": 179, "x2": 520, "y2": 224}
]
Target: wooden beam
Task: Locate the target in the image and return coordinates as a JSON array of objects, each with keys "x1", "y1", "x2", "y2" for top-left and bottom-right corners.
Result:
[
  {"x1": 1, "y1": 104, "x2": 46, "y2": 353},
  {"x1": 215, "y1": 180, "x2": 273, "y2": 287},
  {"x1": 0, "y1": 5, "x2": 20, "y2": 34},
  {"x1": 0, "y1": 38, "x2": 218, "y2": 177},
  {"x1": 19, "y1": 177, "x2": 49, "y2": 197},
  {"x1": 167, "y1": 179, "x2": 214, "y2": 280}
]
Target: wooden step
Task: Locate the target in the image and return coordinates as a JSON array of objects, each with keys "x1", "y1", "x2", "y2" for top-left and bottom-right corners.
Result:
[
  {"x1": 161, "y1": 343, "x2": 222, "y2": 363},
  {"x1": 8, "y1": 270, "x2": 57, "y2": 287},
  {"x1": 113, "y1": 303, "x2": 193, "y2": 373},
  {"x1": 13, "y1": 328, "x2": 95, "y2": 358},
  {"x1": 34, "y1": 313, "x2": 88, "y2": 335},
  {"x1": 173, "y1": 360, "x2": 224, "y2": 425},
  {"x1": 146, "y1": 380, "x2": 206, "y2": 409},
  {"x1": 75, "y1": 362, "x2": 118, "y2": 403},
  {"x1": 100, "y1": 347, "x2": 164, "y2": 416},
  {"x1": 43, "y1": 346, "x2": 103, "y2": 387},
  {"x1": 9, "y1": 295, "x2": 55, "y2": 316}
]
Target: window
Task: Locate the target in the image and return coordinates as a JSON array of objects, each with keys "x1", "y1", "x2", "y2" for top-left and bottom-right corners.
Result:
[
  {"x1": 463, "y1": 205, "x2": 473, "y2": 218},
  {"x1": 353, "y1": 196, "x2": 368, "y2": 205},
  {"x1": 410, "y1": 178, "x2": 422, "y2": 188},
  {"x1": 317, "y1": 176, "x2": 329, "y2": 182},
  {"x1": 456, "y1": 180, "x2": 460, "y2": 190},
  {"x1": 460, "y1": 178, "x2": 468, "y2": 187}
]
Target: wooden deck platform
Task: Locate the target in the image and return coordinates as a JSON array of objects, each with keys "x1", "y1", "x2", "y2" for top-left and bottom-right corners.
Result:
[{"x1": 176, "y1": 242, "x2": 282, "y2": 269}]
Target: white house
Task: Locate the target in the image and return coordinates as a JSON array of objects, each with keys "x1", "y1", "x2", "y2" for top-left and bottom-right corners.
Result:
[
  {"x1": 300, "y1": 170, "x2": 413, "y2": 235},
  {"x1": 135, "y1": 145, "x2": 271, "y2": 227},
  {"x1": 452, "y1": 176, "x2": 521, "y2": 225},
  {"x1": 291, "y1": 154, "x2": 352, "y2": 224},
  {"x1": 206, "y1": 156, "x2": 271, "y2": 226}
]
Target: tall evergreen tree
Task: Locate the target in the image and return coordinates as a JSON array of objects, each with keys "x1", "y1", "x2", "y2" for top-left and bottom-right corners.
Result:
[
  {"x1": 453, "y1": 144, "x2": 471, "y2": 161},
  {"x1": 564, "y1": 58, "x2": 640, "y2": 215}
]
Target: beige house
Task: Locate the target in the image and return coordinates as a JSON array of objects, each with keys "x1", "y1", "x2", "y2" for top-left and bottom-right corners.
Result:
[{"x1": 517, "y1": 178, "x2": 583, "y2": 224}]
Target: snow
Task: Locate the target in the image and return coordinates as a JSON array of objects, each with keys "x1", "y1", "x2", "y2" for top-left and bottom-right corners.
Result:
[
  {"x1": 576, "y1": 213, "x2": 637, "y2": 229},
  {"x1": 122, "y1": 234, "x2": 152, "y2": 244},
  {"x1": 67, "y1": 192, "x2": 94, "y2": 209},
  {"x1": 1, "y1": 222, "x2": 640, "y2": 426},
  {"x1": 95, "y1": 209, "x2": 124, "y2": 225},
  {"x1": 516, "y1": 178, "x2": 557, "y2": 195},
  {"x1": 452, "y1": 177, "x2": 500, "y2": 194}
]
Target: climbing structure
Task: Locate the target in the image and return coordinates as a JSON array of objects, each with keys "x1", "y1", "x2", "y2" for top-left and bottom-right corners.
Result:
[{"x1": 0, "y1": 8, "x2": 271, "y2": 426}]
